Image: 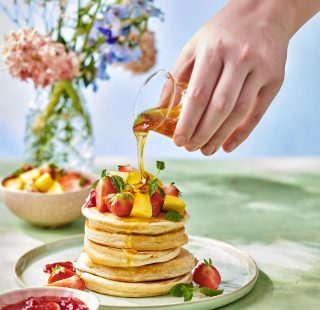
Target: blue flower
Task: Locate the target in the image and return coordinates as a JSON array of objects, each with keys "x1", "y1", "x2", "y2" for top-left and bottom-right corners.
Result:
[{"x1": 97, "y1": 27, "x2": 117, "y2": 44}]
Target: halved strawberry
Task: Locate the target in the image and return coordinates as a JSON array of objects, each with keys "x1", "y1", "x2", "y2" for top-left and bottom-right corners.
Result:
[
  {"x1": 83, "y1": 189, "x2": 96, "y2": 208},
  {"x1": 193, "y1": 258, "x2": 221, "y2": 290},
  {"x1": 48, "y1": 275, "x2": 86, "y2": 291},
  {"x1": 118, "y1": 165, "x2": 138, "y2": 172},
  {"x1": 163, "y1": 182, "x2": 181, "y2": 197},
  {"x1": 107, "y1": 192, "x2": 133, "y2": 217},
  {"x1": 96, "y1": 177, "x2": 117, "y2": 212},
  {"x1": 47, "y1": 265, "x2": 75, "y2": 284},
  {"x1": 150, "y1": 189, "x2": 164, "y2": 217}
]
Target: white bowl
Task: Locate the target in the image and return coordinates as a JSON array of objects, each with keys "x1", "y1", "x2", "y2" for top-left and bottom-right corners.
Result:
[
  {"x1": 0, "y1": 172, "x2": 97, "y2": 228},
  {"x1": 0, "y1": 287, "x2": 99, "y2": 310}
]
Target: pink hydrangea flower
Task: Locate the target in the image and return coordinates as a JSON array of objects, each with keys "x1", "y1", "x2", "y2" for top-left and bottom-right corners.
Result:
[{"x1": 2, "y1": 28, "x2": 80, "y2": 87}]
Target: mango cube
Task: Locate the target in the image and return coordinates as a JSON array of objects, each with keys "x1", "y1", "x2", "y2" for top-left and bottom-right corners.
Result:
[
  {"x1": 3, "y1": 177, "x2": 24, "y2": 190},
  {"x1": 47, "y1": 181, "x2": 64, "y2": 194},
  {"x1": 127, "y1": 172, "x2": 141, "y2": 185},
  {"x1": 34, "y1": 172, "x2": 54, "y2": 192},
  {"x1": 19, "y1": 168, "x2": 40, "y2": 183},
  {"x1": 131, "y1": 192, "x2": 152, "y2": 218},
  {"x1": 163, "y1": 195, "x2": 186, "y2": 214}
]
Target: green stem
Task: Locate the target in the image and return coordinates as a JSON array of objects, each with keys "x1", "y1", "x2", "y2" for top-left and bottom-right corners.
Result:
[
  {"x1": 32, "y1": 80, "x2": 92, "y2": 136},
  {"x1": 81, "y1": 0, "x2": 102, "y2": 51}
]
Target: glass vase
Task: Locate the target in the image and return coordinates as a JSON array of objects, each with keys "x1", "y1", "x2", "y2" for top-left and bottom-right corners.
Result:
[{"x1": 24, "y1": 80, "x2": 94, "y2": 171}]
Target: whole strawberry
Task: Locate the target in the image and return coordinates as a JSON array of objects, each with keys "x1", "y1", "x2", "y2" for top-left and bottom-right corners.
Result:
[
  {"x1": 163, "y1": 182, "x2": 181, "y2": 197},
  {"x1": 193, "y1": 258, "x2": 221, "y2": 290}
]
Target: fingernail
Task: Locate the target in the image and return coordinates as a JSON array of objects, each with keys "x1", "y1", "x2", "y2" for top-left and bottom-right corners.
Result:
[
  {"x1": 185, "y1": 144, "x2": 198, "y2": 152},
  {"x1": 174, "y1": 135, "x2": 186, "y2": 146},
  {"x1": 210, "y1": 146, "x2": 217, "y2": 155},
  {"x1": 225, "y1": 143, "x2": 236, "y2": 152}
]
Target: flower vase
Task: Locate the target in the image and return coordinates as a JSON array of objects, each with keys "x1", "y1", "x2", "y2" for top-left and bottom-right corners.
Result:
[{"x1": 24, "y1": 80, "x2": 94, "y2": 170}]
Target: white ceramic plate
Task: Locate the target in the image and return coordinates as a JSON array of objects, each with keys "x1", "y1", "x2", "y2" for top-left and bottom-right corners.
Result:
[{"x1": 14, "y1": 235, "x2": 258, "y2": 310}]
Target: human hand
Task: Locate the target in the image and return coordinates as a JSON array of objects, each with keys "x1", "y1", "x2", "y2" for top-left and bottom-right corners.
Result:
[{"x1": 171, "y1": 0, "x2": 318, "y2": 155}]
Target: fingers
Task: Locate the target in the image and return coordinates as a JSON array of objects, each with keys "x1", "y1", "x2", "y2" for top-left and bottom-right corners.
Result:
[
  {"x1": 222, "y1": 85, "x2": 279, "y2": 152},
  {"x1": 171, "y1": 43, "x2": 195, "y2": 84},
  {"x1": 158, "y1": 44, "x2": 194, "y2": 108},
  {"x1": 173, "y1": 48, "x2": 223, "y2": 147},
  {"x1": 200, "y1": 72, "x2": 263, "y2": 155},
  {"x1": 184, "y1": 62, "x2": 249, "y2": 151}
]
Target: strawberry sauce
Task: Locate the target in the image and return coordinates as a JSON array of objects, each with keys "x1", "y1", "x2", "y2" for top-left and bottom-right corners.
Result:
[{"x1": 1, "y1": 296, "x2": 89, "y2": 310}]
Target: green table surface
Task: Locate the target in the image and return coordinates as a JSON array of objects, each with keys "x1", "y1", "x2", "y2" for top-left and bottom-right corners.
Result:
[{"x1": 0, "y1": 157, "x2": 320, "y2": 310}]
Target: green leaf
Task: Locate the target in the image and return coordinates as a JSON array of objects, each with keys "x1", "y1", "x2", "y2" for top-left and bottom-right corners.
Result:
[
  {"x1": 169, "y1": 283, "x2": 194, "y2": 302},
  {"x1": 101, "y1": 169, "x2": 107, "y2": 179},
  {"x1": 79, "y1": 176, "x2": 87, "y2": 187},
  {"x1": 165, "y1": 210, "x2": 184, "y2": 222},
  {"x1": 156, "y1": 160, "x2": 165, "y2": 171},
  {"x1": 91, "y1": 179, "x2": 99, "y2": 189},
  {"x1": 157, "y1": 185, "x2": 165, "y2": 197},
  {"x1": 182, "y1": 285, "x2": 194, "y2": 301},
  {"x1": 199, "y1": 287, "x2": 224, "y2": 297},
  {"x1": 148, "y1": 179, "x2": 158, "y2": 196},
  {"x1": 110, "y1": 175, "x2": 125, "y2": 193}
]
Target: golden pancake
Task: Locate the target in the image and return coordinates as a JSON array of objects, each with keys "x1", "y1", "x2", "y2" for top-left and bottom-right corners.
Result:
[
  {"x1": 85, "y1": 220, "x2": 188, "y2": 251},
  {"x1": 75, "y1": 248, "x2": 197, "y2": 282},
  {"x1": 80, "y1": 271, "x2": 193, "y2": 297},
  {"x1": 84, "y1": 237, "x2": 180, "y2": 267},
  {"x1": 82, "y1": 207, "x2": 188, "y2": 235}
]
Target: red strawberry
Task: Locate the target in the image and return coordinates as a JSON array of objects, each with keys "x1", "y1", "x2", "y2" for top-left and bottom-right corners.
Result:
[
  {"x1": 60, "y1": 172, "x2": 89, "y2": 192},
  {"x1": 48, "y1": 275, "x2": 86, "y2": 291},
  {"x1": 118, "y1": 165, "x2": 138, "y2": 172},
  {"x1": 150, "y1": 189, "x2": 164, "y2": 217},
  {"x1": 108, "y1": 193, "x2": 133, "y2": 217},
  {"x1": 96, "y1": 177, "x2": 117, "y2": 212},
  {"x1": 193, "y1": 258, "x2": 221, "y2": 290},
  {"x1": 44, "y1": 261, "x2": 75, "y2": 274},
  {"x1": 47, "y1": 265, "x2": 75, "y2": 284},
  {"x1": 163, "y1": 182, "x2": 181, "y2": 197},
  {"x1": 83, "y1": 189, "x2": 96, "y2": 208}
]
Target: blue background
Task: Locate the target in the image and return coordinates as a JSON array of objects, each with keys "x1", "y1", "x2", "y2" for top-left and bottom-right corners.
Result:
[{"x1": 0, "y1": 0, "x2": 319, "y2": 161}]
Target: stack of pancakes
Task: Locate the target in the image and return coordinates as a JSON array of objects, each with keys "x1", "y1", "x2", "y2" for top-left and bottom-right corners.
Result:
[{"x1": 75, "y1": 207, "x2": 197, "y2": 297}]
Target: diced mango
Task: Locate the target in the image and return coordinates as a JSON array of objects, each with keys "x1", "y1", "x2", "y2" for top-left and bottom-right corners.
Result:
[
  {"x1": 127, "y1": 171, "x2": 141, "y2": 185},
  {"x1": 19, "y1": 168, "x2": 41, "y2": 183},
  {"x1": 3, "y1": 177, "x2": 24, "y2": 190},
  {"x1": 47, "y1": 181, "x2": 65, "y2": 194},
  {"x1": 108, "y1": 171, "x2": 129, "y2": 182},
  {"x1": 163, "y1": 195, "x2": 186, "y2": 214},
  {"x1": 34, "y1": 172, "x2": 54, "y2": 192},
  {"x1": 130, "y1": 192, "x2": 152, "y2": 218}
]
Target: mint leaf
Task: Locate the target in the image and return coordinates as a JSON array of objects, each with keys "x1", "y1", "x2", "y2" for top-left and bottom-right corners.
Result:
[
  {"x1": 101, "y1": 169, "x2": 107, "y2": 179},
  {"x1": 79, "y1": 176, "x2": 87, "y2": 187},
  {"x1": 110, "y1": 175, "x2": 125, "y2": 192},
  {"x1": 181, "y1": 285, "x2": 193, "y2": 301},
  {"x1": 156, "y1": 160, "x2": 165, "y2": 171},
  {"x1": 91, "y1": 179, "x2": 99, "y2": 189},
  {"x1": 165, "y1": 210, "x2": 184, "y2": 222},
  {"x1": 148, "y1": 179, "x2": 158, "y2": 196},
  {"x1": 169, "y1": 283, "x2": 194, "y2": 302},
  {"x1": 157, "y1": 185, "x2": 165, "y2": 197},
  {"x1": 199, "y1": 287, "x2": 224, "y2": 297}
]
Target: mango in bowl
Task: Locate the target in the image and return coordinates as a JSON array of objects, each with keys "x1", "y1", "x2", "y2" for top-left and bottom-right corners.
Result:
[{"x1": 0, "y1": 164, "x2": 96, "y2": 228}]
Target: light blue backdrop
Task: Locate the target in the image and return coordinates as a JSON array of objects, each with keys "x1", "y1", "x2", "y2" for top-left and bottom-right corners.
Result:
[{"x1": 0, "y1": 1, "x2": 319, "y2": 160}]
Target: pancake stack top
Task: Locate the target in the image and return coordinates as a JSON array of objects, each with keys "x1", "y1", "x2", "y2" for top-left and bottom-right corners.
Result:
[{"x1": 75, "y1": 164, "x2": 197, "y2": 297}]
